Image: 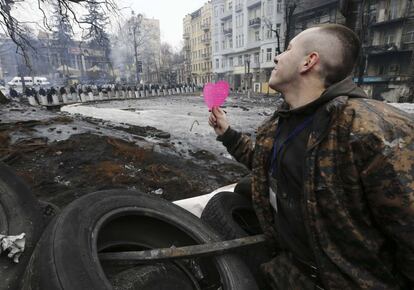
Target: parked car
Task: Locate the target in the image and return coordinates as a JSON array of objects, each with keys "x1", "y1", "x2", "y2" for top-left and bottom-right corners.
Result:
[
  {"x1": 33, "y1": 77, "x2": 50, "y2": 86},
  {"x1": 8, "y1": 76, "x2": 33, "y2": 87},
  {"x1": 7, "y1": 76, "x2": 50, "y2": 87}
]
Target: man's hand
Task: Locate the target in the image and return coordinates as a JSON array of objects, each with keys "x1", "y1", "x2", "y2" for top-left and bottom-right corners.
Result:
[{"x1": 208, "y1": 106, "x2": 229, "y2": 136}]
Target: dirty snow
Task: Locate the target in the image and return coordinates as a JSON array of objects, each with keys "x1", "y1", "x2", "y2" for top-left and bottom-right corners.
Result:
[{"x1": 61, "y1": 95, "x2": 275, "y2": 157}]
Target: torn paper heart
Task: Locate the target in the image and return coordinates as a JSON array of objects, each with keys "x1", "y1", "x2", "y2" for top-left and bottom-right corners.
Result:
[{"x1": 203, "y1": 81, "x2": 230, "y2": 110}]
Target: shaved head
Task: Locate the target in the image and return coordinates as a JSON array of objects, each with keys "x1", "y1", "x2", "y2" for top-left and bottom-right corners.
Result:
[{"x1": 296, "y1": 24, "x2": 360, "y2": 87}]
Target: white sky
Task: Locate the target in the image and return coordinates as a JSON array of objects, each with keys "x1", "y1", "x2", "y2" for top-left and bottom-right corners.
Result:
[
  {"x1": 13, "y1": 0, "x2": 208, "y2": 51},
  {"x1": 112, "y1": 0, "x2": 208, "y2": 50}
]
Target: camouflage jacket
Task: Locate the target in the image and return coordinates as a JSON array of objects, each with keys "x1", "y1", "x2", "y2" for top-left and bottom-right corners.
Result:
[{"x1": 220, "y1": 96, "x2": 414, "y2": 289}]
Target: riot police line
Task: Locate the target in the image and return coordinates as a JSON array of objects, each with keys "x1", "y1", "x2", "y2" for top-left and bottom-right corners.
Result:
[{"x1": 7, "y1": 83, "x2": 201, "y2": 106}]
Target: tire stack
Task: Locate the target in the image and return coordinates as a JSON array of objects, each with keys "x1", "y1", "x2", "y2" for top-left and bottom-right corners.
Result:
[
  {"x1": 0, "y1": 162, "x2": 258, "y2": 290},
  {"x1": 201, "y1": 178, "x2": 272, "y2": 290},
  {"x1": 0, "y1": 162, "x2": 45, "y2": 290}
]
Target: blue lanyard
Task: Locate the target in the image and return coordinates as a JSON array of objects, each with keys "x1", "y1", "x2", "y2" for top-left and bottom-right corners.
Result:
[{"x1": 269, "y1": 114, "x2": 314, "y2": 175}]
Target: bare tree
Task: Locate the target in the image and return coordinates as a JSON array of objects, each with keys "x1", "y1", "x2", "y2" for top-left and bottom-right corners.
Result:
[
  {"x1": 262, "y1": 0, "x2": 300, "y2": 54},
  {"x1": 110, "y1": 13, "x2": 154, "y2": 83},
  {"x1": 52, "y1": 1, "x2": 74, "y2": 80},
  {"x1": 0, "y1": 0, "x2": 117, "y2": 66}
]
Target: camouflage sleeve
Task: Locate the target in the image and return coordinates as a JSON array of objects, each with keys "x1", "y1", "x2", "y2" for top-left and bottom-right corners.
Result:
[
  {"x1": 217, "y1": 127, "x2": 255, "y2": 170},
  {"x1": 352, "y1": 115, "x2": 414, "y2": 284}
]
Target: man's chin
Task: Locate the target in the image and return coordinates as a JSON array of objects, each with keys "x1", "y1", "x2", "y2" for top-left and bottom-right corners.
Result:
[{"x1": 269, "y1": 81, "x2": 279, "y2": 91}]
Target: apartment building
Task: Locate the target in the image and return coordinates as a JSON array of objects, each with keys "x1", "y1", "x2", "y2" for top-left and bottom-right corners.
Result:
[
  {"x1": 358, "y1": 0, "x2": 414, "y2": 101},
  {"x1": 183, "y1": 2, "x2": 213, "y2": 85},
  {"x1": 211, "y1": 0, "x2": 285, "y2": 93},
  {"x1": 285, "y1": 0, "x2": 414, "y2": 101}
]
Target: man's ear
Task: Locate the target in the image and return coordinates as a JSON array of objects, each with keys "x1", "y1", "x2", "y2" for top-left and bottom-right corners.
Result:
[{"x1": 300, "y1": 52, "x2": 319, "y2": 73}]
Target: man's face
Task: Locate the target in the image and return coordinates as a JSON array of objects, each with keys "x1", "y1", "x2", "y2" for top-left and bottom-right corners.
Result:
[{"x1": 268, "y1": 31, "x2": 309, "y2": 92}]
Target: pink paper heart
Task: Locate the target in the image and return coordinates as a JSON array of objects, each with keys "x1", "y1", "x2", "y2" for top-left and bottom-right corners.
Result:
[{"x1": 203, "y1": 81, "x2": 230, "y2": 110}]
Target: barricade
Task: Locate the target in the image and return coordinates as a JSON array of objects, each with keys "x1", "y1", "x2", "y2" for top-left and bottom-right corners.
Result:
[
  {"x1": 28, "y1": 96, "x2": 38, "y2": 106},
  {"x1": 40, "y1": 95, "x2": 48, "y2": 105},
  {"x1": 62, "y1": 94, "x2": 68, "y2": 104},
  {"x1": 52, "y1": 94, "x2": 59, "y2": 105}
]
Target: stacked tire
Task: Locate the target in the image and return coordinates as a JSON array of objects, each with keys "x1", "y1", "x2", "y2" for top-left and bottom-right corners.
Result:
[
  {"x1": 201, "y1": 187, "x2": 272, "y2": 290},
  {"x1": 0, "y1": 162, "x2": 44, "y2": 290},
  {"x1": 21, "y1": 190, "x2": 258, "y2": 290}
]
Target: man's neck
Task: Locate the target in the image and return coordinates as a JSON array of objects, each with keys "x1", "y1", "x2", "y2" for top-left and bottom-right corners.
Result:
[{"x1": 283, "y1": 82, "x2": 325, "y2": 109}]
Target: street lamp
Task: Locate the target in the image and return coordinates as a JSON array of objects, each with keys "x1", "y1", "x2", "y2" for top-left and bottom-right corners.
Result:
[{"x1": 130, "y1": 11, "x2": 143, "y2": 84}]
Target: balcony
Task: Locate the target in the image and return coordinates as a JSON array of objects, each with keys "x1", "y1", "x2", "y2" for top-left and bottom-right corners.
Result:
[
  {"x1": 370, "y1": 16, "x2": 405, "y2": 27},
  {"x1": 365, "y1": 43, "x2": 407, "y2": 55},
  {"x1": 248, "y1": 17, "x2": 261, "y2": 27},
  {"x1": 201, "y1": 53, "x2": 210, "y2": 59},
  {"x1": 223, "y1": 28, "x2": 233, "y2": 35},
  {"x1": 221, "y1": 9, "x2": 232, "y2": 20},
  {"x1": 247, "y1": 0, "x2": 261, "y2": 9},
  {"x1": 183, "y1": 33, "x2": 190, "y2": 39},
  {"x1": 201, "y1": 23, "x2": 210, "y2": 31},
  {"x1": 235, "y1": 3, "x2": 243, "y2": 12},
  {"x1": 184, "y1": 45, "x2": 191, "y2": 51},
  {"x1": 201, "y1": 37, "x2": 211, "y2": 44}
]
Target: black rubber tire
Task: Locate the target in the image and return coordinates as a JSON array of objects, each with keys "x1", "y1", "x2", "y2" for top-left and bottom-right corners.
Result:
[
  {"x1": 110, "y1": 263, "x2": 195, "y2": 290},
  {"x1": 201, "y1": 191, "x2": 262, "y2": 238},
  {"x1": 201, "y1": 191, "x2": 271, "y2": 290},
  {"x1": 21, "y1": 190, "x2": 258, "y2": 290},
  {"x1": 233, "y1": 175, "x2": 252, "y2": 199},
  {"x1": 0, "y1": 162, "x2": 44, "y2": 290}
]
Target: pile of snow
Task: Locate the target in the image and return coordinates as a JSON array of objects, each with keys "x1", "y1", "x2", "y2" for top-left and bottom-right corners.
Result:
[{"x1": 390, "y1": 103, "x2": 414, "y2": 114}]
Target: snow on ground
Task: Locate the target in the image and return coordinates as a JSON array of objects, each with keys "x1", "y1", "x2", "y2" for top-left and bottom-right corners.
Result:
[
  {"x1": 61, "y1": 98, "x2": 413, "y2": 159},
  {"x1": 62, "y1": 95, "x2": 275, "y2": 157},
  {"x1": 389, "y1": 103, "x2": 414, "y2": 115}
]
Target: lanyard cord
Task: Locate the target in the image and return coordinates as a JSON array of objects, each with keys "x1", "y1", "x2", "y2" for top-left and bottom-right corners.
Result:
[{"x1": 270, "y1": 114, "x2": 315, "y2": 175}]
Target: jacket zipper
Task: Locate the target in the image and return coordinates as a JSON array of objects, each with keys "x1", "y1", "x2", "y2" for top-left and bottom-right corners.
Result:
[{"x1": 301, "y1": 124, "x2": 333, "y2": 288}]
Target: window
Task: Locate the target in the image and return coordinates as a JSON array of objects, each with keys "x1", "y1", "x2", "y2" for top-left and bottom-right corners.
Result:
[
  {"x1": 254, "y1": 52, "x2": 259, "y2": 64},
  {"x1": 405, "y1": 25, "x2": 414, "y2": 43},
  {"x1": 229, "y1": 37, "x2": 233, "y2": 48},
  {"x1": 378, "y1": 64, "x2": 385, "y2": 75},
  {"x1": 238, "y1": 55, "x2": 243, "y2": 66},
  {"x1": 255, "y1": 30, "x2": 260, "y2": 41},
  {"x1": 320, "y1": 14, "x2": 330, "y2": 23},
  {"x1": 266, "y1": 48, "x2": 272, "y2": 61},
  {"x1": 277, "y1": 0, "x2": 282, "y2": 13},
  {"x1": 228, "y1": 1, "x2": 232, "y2": 10},
  {"x1": 215, "y1": 41, "x2": 219, "y2": 51},
  {"x1": 245, "y1": 54, "x2": 250, "y2": 65},
  {"x1": 389, "y1": 0, "x2": 399, "y2": 19},
  {"x1": 276, "y1": 23, "x2": 281, "y2": 36},
  {"x1": 388, "y1": 64, "x2": 400, "y2": 74},
  {"x1": 383, "y1": 31, "x2": 394, "y2": 45},
  {"x1": 229, "y1": 57, "x2": 233, "y2": 67},
  {"x1": 267, "y1": 29, "x2": 272, "y2": 39}
]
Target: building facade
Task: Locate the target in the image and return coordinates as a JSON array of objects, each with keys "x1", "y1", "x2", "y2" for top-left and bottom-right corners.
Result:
[
  {"x1": 0, "y1": 32, "x2": 110, "y2": 85},
  {"x1": 358, "y1": 0, "x2": 414, "y2": 101},
  {"x1": 183, "y1": 2, "x2": 213, "y2": 85},
  {"x1": 211, "y1": 0, "x2": 285, "y2": 93},
  {"x1": 289, "y1": 0, "x2": 414, "y2": 102}
]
